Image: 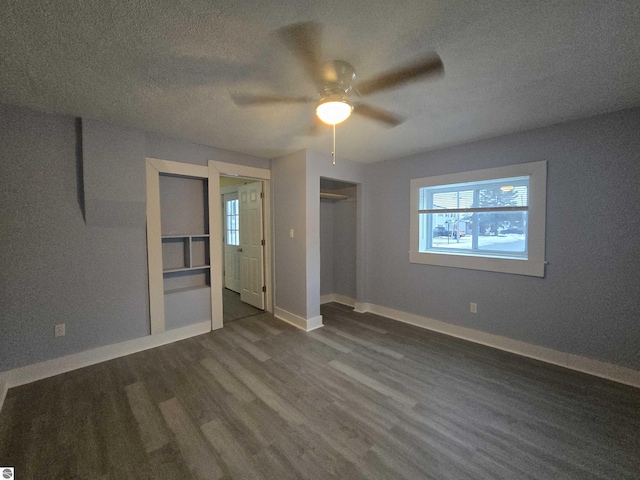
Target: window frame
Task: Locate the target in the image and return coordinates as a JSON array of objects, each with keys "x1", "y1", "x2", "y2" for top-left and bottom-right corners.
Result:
[{"x1": 409, "y1": 161, "x2": 547, "y2": 277}]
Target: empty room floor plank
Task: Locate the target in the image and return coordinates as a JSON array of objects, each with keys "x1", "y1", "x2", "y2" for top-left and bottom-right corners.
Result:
[
  {"x1": 1, "y1": 303, "x2": 639, "y2": 479},
  {"x1": 125, "y1": 381, "x2": 171, "y2": 454},
  {"x1": 159, "y1": 397, "x2": 223, "y2": 480}
]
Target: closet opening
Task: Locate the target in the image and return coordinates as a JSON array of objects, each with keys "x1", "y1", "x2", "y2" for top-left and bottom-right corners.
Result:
[{"x1": 320, "y1": 177, "x2": 358, "y2": 308}]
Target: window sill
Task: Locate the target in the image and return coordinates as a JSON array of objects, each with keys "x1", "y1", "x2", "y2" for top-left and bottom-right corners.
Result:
[{"x1": 409, "y1": 250, "x2": 545, "y2": 277}]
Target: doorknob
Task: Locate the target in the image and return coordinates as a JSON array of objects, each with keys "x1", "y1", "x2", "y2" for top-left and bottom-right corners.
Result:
[{"x1": 237, "y1": 248, "x2": 243, "y2": 252}]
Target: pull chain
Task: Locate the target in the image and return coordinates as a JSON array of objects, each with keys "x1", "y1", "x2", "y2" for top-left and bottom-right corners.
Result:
[{"x1": 332, "y1": 124, "x2": 336, "y2": 166}]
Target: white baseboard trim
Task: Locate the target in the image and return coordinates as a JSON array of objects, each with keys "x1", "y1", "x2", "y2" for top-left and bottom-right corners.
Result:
[
  {"x1": 320, "y1": 294, "x2": 334, "y2": 305},
  {"x1": 354, "y1": 301, "x2": 373, "y2": 314},
  {"x1": 0, "y1": 321, "x2": 211, "y2": 412},
  {"x1": 320, "y1": 294, "x2": 356, "y2": 308},
  {"x1": 358, "y1": 303, "x2": 640, "y2": 389},
  {"x1": 274, "y1": 307, "x2": 324, "y2": 332},
  {"x1": 306, "y1": 315, "x2": 324, "y2": 332}
]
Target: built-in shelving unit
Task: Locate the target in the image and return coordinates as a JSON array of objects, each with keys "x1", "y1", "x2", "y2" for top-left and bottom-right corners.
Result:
[
  {"x1": 147, "y1": 159, "x2": 216, "y2": 335},
  {"x1": 161, "y1": 233, "x2": 211, "y2": 295},
  {"x1": 161, "y1": 234, "x2": 210, "y2": 274},
  {"x1": 155, "y1": 173, "x2": 213, "y2": 328}
]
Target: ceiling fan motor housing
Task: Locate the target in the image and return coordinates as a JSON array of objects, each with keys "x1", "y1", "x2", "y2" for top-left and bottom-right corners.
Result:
[
  {"x1": 318, "y1": 60, "x2": 356, "y2": 95},
  {"x1": 314, "y1": 61, "x2": 357, "y2": 125}
]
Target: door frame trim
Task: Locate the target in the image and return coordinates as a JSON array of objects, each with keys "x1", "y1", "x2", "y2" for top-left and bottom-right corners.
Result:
[
  {"x1": 145, "y1": 158, "x2": 211, "y2": 335},
  {"x1": 209, "y1": 161, "x2": 272, "y2": 330}
]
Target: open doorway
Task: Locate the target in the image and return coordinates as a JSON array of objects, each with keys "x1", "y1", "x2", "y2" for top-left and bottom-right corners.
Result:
[{"x1": 221, "y1": 176, "x2": 265, "y2": 323}]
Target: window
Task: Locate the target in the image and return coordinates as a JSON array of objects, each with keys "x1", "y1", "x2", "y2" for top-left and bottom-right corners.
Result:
[
  {"x1": 410, "y1": 161, "x2": 546, "y2": 276},
  {"x1": 225, "y1": 198, "x2": 239, "y2": 246}
]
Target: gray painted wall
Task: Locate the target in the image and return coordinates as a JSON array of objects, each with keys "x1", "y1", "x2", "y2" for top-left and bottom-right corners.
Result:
[
  {"x1": 159, "y1": 175, "x2": 208, "y2": 236},
  {"x1": 145, "y1": 132, "x2": 269, "y2": 169},
  {"x1": 0, "y1": 105, "x2": 149, "y2": 372},
  {"x1": 364, "y1": 107, "x2": 640, "y2": 370},
  {"x1": 332, "y1": 199, "x2": 357, "y2": 299},
  {"x1": 272, "y1": 150, "x2": 308, "y2": 319},
  {"x1": 164, "y1": 287, "x2": 211, "y2": 330},
  {"x1": 319, "y1": 201, "x2": 334, "y2": 296},
  {"x1": 0, "y1": 104, "x2": 268, "y2": 372},
  {"x1": 83, "y1": 120, "x2": 146, "y2": 228},
  {"x1": 320, "y1": 198, "x2": 357, "y2": 299}
]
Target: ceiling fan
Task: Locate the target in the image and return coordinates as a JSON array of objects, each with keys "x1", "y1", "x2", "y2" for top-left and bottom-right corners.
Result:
[{"x1": 232, "y1": 22, "x2": 444, "y2": 129}]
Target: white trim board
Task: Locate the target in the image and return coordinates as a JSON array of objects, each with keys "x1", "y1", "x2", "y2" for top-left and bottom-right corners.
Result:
[
  {"x1": 145, "y1": 160, "x2": 164, "y2": 334},
  {"x1": 146, "y1": 157, "x2": 209, "y2": 178},
  {"x1": 210, "y1": 161, "x2": 270, "y2": 180},
  {"x1": 357, "y1": 303, "x2": 640, "y2": 389},
  {"x1": 209, "y1": 161, "x2": 273, "y2": 318},
  {"x1": 320, "y1": 294, "x2": 356, "y2": 308},
  {"x1": 145, "y1": 157, "x2": 213, "y2": 334},
  {"x1": 273, "y1": 307, "x2": 324, "y2": 332},
  {"x1": 354, "y1": 302, "x2": 372, "y2": 314},
  {"x1": 0, "y1": 322, "x2": 210, "y2": 413}
]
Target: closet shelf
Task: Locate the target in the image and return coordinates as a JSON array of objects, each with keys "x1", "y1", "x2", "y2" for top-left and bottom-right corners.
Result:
[{"x1": 320, "y1": 192, "x2": 349, "y2": 201}]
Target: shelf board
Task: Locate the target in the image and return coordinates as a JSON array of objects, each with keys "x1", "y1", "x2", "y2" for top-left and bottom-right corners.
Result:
[
  {"x1": 164, "y1": 285, "x2": 211, "y2": 295},
  {"x1": 163, "y1": 265, "x2": 211, "y2": 274},
  {"x1": 162, "y1": 234, "x2": 210, "y2": 239}
]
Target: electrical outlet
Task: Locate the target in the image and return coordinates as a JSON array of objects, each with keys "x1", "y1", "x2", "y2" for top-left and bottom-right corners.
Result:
[
  {"x1": 289, "y1": 229, "x2": 294, "y2": 238},
  {"x1": 470, "y1": 302, "x2": 477, "y2": 314},
  {"x1": 55, "y1": 323, "x2": 66, "y2": 337}
]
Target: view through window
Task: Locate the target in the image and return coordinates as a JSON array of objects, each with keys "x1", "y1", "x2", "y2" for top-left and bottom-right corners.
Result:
[{"x1": 419, "y1": 176, "x2": 529, "y2": 257}]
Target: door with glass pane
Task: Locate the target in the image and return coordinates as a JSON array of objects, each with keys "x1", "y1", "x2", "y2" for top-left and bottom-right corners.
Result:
[
  {"x1": 223, "y1": 192, "x2": 241, "y2": 293},
  {"x1": 238, "y1": 182, "x2": 264, "y2": 309}
]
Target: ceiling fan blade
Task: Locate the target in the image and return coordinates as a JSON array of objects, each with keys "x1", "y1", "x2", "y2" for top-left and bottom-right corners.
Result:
[
  {"x1": 232, "y1": 94, "x2": 315, "y2": 106},
  {"x1": 355, "y1": 53, "x2": 444, "y2": 96},
  {"x1": 353, "y1": 104, "x2": 404, "y2": 126},
  {"x1": 277, "y1": 22, "x2": 323, "y2": 84}
]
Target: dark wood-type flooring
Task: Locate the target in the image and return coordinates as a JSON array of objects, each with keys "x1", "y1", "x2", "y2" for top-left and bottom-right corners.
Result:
[
  {"x1": 1, "y1": 303, "x2": 639, "y2": 479},
  {"x1": 223, "y1": 288, "x2": 262, "y2": 324}
]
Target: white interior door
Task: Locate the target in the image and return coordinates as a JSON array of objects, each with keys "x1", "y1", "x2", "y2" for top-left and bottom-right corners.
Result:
[
  {"x1": 238, "y1": 182, "x2": 264, "y2": 309},
  {"x1": 223, "y1": 192, "x2": 241, "y2": 293}
]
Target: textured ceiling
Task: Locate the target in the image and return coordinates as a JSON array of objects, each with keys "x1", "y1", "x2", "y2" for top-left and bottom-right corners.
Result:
[{"x1": 1, "y1": 0, "x2": 639, "y2": 163}]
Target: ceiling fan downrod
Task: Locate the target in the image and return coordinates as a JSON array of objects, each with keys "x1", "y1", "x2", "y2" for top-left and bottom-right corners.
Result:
[{"x1": 332, "y1": 124, "x2": 336, "y2": 166}]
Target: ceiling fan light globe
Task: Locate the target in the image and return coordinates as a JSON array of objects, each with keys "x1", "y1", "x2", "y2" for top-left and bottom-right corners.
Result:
[{"x1": 316, "y1": 100, "x2": 353, "y2": 125}]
